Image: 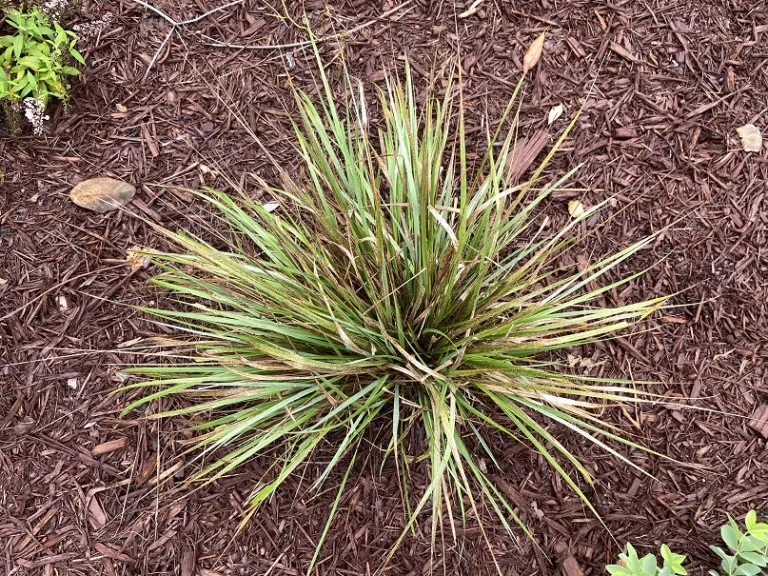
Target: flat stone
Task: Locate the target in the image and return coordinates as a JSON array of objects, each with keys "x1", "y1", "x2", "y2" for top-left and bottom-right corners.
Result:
[{"x1": 70, "y1": 177, "x2": 135, "y2": 213}]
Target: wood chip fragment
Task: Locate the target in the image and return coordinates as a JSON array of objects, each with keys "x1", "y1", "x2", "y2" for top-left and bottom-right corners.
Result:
[
  {"x1": 88, "y1": 495, "x2": 108, "y2": 529},
  {"x1": 562, "y1": 555, "x2": 585, "y2": 576},
  {"x1": 613, "y1": 126, "x2": 638, "y2": 139},
  {"x1": 94, "y1": 543, "x2": 135, "y2": 563},
  {"x1": 16, "y1": 554, "x2": 76, "y2": 569},
  {"x1": 507, "y1": 130, "x2": 549, "y2": 182},
  {"x1": 181, "y1": 544, "x2": 197, "y2": 576},
  {"x1": 609, "y1": 41, "x2": 638, "y2": 62},
  {"x1": 92, "y1": 438, "x2": 128, "y2": 456},
  {"x1": 748, "y1": 404, "x2": 768, "y2": 438}
]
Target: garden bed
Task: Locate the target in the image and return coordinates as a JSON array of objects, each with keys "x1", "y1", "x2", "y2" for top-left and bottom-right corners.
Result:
[{"x1": 1, "y1": 0, "x2": 766, "y2": 574}]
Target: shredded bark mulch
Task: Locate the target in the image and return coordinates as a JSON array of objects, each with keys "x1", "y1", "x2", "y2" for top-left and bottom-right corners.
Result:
[{"x1": 1, "y1": 0, "x2": 767, "y2": 574}]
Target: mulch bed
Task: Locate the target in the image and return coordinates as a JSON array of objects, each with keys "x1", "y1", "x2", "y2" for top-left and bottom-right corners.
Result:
[{"x1": 2, "y1": 0, "x2": 767, "y2": 574}]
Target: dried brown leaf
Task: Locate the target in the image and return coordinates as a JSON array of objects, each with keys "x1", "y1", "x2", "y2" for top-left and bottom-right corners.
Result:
[{"x1": 523, "y1": 32, "x2": 546, "y2": 74}]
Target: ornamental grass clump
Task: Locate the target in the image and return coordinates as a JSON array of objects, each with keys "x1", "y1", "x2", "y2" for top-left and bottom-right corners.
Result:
[{"x1": 122, "y1": 44, "x2": 668, "y2": 568}]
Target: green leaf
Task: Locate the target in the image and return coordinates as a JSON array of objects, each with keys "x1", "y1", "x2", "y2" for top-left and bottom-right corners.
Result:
[
  {"x1": 734, "y1": 565, "x2": 762, "y2": 576},
  {"x1": 746, "y1": 511, "x2": 758, "y2": 531},
  {"x1": 739, "y1": 536, "x2": 766, "y2": 553},
  {"x1": 723, "y1": 525, "x2": 742, "y2": 552},
  {"x1": 61, "y1": 65, "x2": 80, "y2": 76},
  {"x1": 606, "y1": 565, "x2": 632, "y2": 576},
  {"x1": 13, "y1": 34, "x2": 24, "y2": 59},
  {"x1": 69, "y1": 48, "x2": 85, "y2": 65},
  {"x1": 17, "y1": 56, "x2": 41, "y2": 70},
  {"x1": 738, "y1": 552, "x2": 767, "y2": 567},
  {"x1": 640, "y1": 553, "x2": 658, "y2": 575},
  {"x1": 660, "y1": 544, "x2": 687, "y2": 575}
]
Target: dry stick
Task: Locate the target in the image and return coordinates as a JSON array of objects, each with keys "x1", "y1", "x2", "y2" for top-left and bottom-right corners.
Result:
[
  {"x1": 133, "y1": 0, "x2": 415, "y2": 79},
  {"x1": 0, "y1": 264, "x2": 126, "y2": 322},
  {"x1": 197, "y1": 0, "x2": 416, "y2": 50},
  {"x1": 131, "y1": 0, "x2": 244, "y2": 81}
]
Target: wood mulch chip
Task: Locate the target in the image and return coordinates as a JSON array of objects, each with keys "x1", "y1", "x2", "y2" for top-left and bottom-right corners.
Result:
[{"x1": 1, "y1": 0, "x2": 767, "y2": 574}]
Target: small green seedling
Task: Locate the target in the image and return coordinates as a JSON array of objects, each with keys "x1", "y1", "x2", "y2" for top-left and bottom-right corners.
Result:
[
  {"x1": 607, "y1": 543, "x2": 687, "y2": 576},
  {"x1": 710, "y1": 510, "x2": 768, "y2": 576},
  {"x1": 608, "y1": 511, "x2": 768, "y2": 576},
  {"x1": 0, "y1": 6, "x2": 84, "y2": 132}
]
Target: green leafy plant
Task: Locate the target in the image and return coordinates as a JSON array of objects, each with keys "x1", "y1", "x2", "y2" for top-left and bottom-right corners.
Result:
[
  {"x1": 121, "y1": 43, "x2": 670, "y2": 571},
  {"x1": 710, "y1": 510, "x2": 768, "y2": 576},
  {"x1": 607, "y1": 511, "x2": 768, "y2": 576},
  {"x1": 607, "y1": 543, "x2": 687, "y2": 576},
  {"x1": 0, "y1": 6, "x2": 83, "y2": 132}
]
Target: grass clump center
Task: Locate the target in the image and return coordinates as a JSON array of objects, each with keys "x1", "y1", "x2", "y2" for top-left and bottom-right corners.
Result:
[{"x1": 122, "y1": 56, "x2": 668, "y2": 570}]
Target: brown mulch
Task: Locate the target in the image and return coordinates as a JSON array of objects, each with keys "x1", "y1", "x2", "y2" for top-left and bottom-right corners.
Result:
[{"x1": 1, "y1": 0, "x2": 767, "y2": 574}]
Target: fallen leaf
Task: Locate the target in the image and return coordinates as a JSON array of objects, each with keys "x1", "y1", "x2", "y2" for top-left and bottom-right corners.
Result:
[
  {"x1": 70, "y1": 178, "x2": 136, "y2": 213},
  {"x1": 523, "y1": 32, "x2": 546, "y2": 74},
  {"x1": 458, "y1": 0, "x2": 483, "y2": 18},
  {"x1": 568, "y1": 199, "x2": 586, "y2": 218},
  {"x1": 548, "y1": 104, "x2": 564, "y2": 125},
  {"x1": 126, "y1": 246, "x2": 155, "y2": 273},
  {"x1": 737, "y1": 124, "x2": 762, "y2": 152}
]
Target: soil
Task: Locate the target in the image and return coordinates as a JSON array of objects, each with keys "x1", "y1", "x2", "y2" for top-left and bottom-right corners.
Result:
[{"x1": 2, "y1": 0, "x2": 767, "y2": 575}]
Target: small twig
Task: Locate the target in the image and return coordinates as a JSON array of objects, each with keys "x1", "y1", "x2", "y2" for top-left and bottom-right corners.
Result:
[
  {"x1": 143, "y1": 28, "x2": 174, "y2": 81},
  {"x1": 132, "y1": 0, "x2": 413, "y2": 78},
  {"x1": 199, "y1": 0, "x2": 416, "y2": 50},
  {"x1": 178, "y1": 0, "x2": 244, "y2": 26},
  {"x1": 131, "y1": 0, "x2": 244, "y2": 81},
  {"x1": 132, "y1": 0, "x2": 176, "y2": 26}
]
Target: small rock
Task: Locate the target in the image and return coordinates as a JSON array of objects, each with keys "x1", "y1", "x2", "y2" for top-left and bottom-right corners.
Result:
[
  {"x1": 737, "y1": 124, "x2": 762, "y2": 152},
  {"x1": 70, "y1": 178, "x2": 135, "y2": 213},
  {"x1": 548, "y1": 103, "x2": 565, "y2": 125},
  {"x1": 568, "y1": 199, "x2": 586, "y2": 219}
]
